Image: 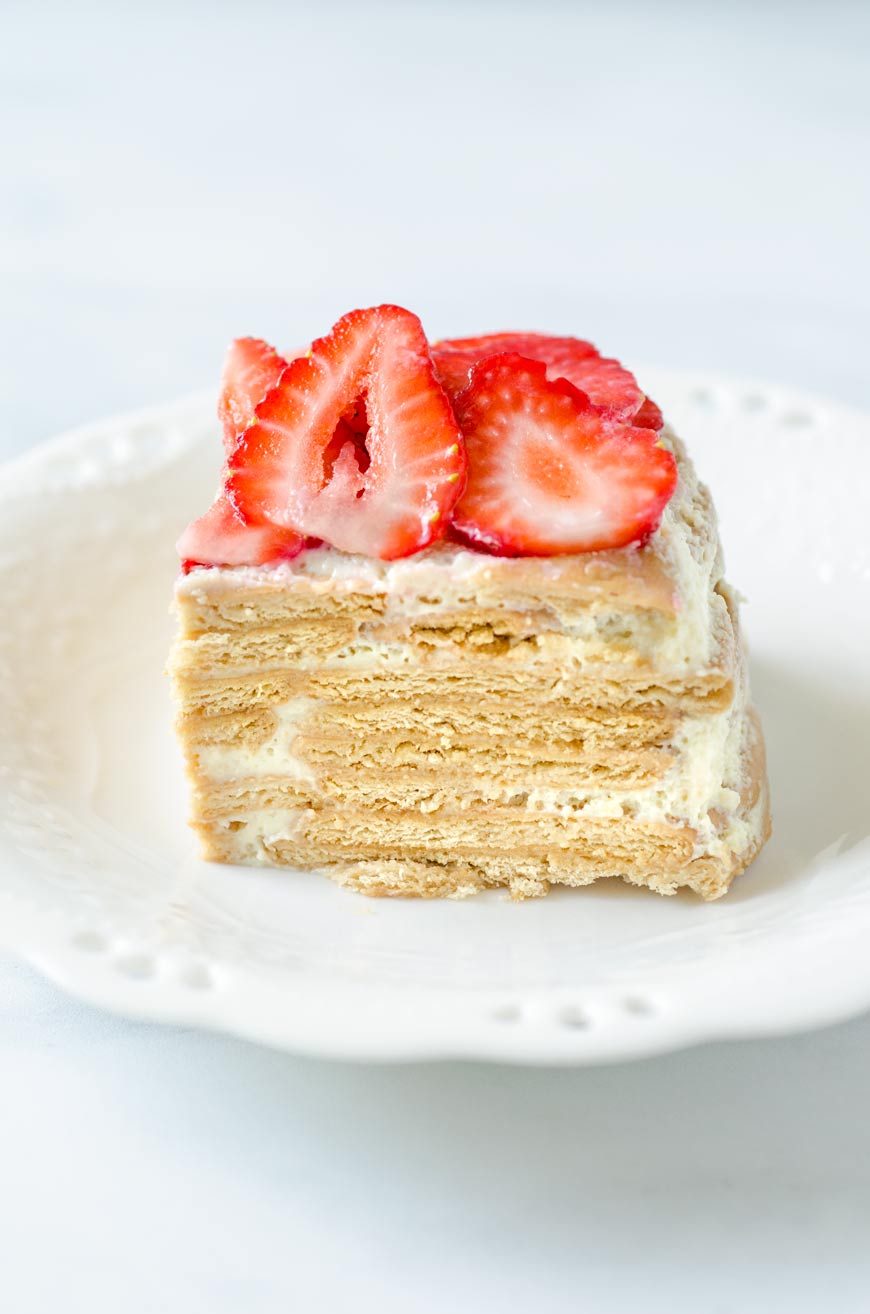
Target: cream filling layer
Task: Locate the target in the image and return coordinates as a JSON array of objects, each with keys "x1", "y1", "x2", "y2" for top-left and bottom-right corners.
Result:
[
  {"x1": 199, "y1": 673, "x2": 750, "y2": 864},
  {"x1": 215, "y1": 782, "x2": 766, "y2": 878},
  {"x1": 196, "y1": 697, "x2": 316, "y2": 786}
]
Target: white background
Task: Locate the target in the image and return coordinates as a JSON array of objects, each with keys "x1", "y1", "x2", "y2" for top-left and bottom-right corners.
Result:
[{"x1": 3, "y1": 1, "x2": 870, "y2": 1310}]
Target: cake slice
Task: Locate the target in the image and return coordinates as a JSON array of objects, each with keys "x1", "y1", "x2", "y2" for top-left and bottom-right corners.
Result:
[{"x1": 168, "y1": 307, "x2": 770, "y2": 900}]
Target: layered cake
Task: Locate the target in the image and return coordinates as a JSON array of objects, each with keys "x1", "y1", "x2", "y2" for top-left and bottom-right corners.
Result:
[{"x1": 169, "y1": 305, "x2": 770, "y2": 899}]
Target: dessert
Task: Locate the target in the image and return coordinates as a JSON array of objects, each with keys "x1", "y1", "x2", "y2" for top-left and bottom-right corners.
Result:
[{"x1": 169, "y1": 306, "x2": 770, "y2": 900}]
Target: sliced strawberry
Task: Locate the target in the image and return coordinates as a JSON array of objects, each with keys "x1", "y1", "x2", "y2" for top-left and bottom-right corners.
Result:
[
  {"x1": 433, "y1": 331, "x2": 662, "y2": 429},
  {"x1": 226, "y1": 305, "x2": 466, "y2": 560},
  {"x1": 218, "y1": 337, "x2": 287, "y2": 454},
  {"x1": 177, "y1": 492, "x2": 304, "y2": 572},
  {"x1": 434, "y1": 333, "x2": 594, "y2": 395},
  {"x1": 631, "y1": 395, "x2": 664, "y2": 430},
  {"x1": 450, "y1": 354, "x2": 677, "y2": 556}
]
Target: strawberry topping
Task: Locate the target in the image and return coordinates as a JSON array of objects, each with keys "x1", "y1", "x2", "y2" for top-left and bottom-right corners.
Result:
[
  {"x1": 631, "y1": 395, "x2": 665, "y2": 430},
  {"x1": 179, "y1": 311, "x2": 677, "y2": 570},
  {"x1": 177, "y1": 492, "x2": 303, "y2": 573},
  {"x1": 217, "y1": 337, "x2": 288, "y2": 454},
  {"x1": 449, "y1": 354, "x2": 677, "y2": 556},
  {"x1": 433, "y1": 332, "x2": 661, "y2": 428},
  {"x1": 176, "y1": 336, "x2": 302, "y2": 570},
  {"x1": 226, "y1": 305, "x2": 466, "y2": 560}
]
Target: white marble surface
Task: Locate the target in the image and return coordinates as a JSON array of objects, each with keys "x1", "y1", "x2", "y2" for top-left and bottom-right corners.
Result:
[{"x1": 2, "y1": 1, "x2": 870, "y2": 1310}]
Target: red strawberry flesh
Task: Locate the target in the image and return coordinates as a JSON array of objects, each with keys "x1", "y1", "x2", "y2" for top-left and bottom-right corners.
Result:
[
  {"x1": 433, "y1": 331, "x2": 661, "y2": 429},
  {"x1": 226, "y1": 305, "x2": 466, "y2": 560},
  {"x1": 631, "y1": 395, "x2": 665, "y2": 430},
  {"x1": 450, "y1": 353, "x2": 677, "y2": 556},
  {"x1": 218, "y1": 337, "x2": 287, "y2": 454},
  {"x1": 177, "y1": 491, "x2": 304, "y2": 572}
]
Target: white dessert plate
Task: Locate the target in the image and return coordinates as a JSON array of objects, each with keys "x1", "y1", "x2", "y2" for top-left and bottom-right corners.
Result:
[{"x1": 1, "y1": 370, "x2": 868, "y2": 1065}]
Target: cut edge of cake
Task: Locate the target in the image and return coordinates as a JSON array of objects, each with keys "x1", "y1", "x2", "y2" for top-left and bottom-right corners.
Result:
[{"x1": 168, "y1": 434, "x2": 770, "y2": 901}]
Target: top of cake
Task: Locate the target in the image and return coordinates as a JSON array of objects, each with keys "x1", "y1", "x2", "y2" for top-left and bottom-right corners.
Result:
[{"x1": 177, "y1": 304, "x2": 677, "y2": 574}]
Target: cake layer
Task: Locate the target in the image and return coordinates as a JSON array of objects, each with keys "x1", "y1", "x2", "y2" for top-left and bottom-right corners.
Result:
[
  {"x1": 181, "y1": 669, "x2": 753, "y2": 831},
  {"x1": 169, "y1": 584, "x2": 737, "y2": 692},
  {"x1": 190, "y1": 710, "x2": 768, "y2": 901},
  {"x1": 174, "y1": 657, "x2": 735, "y2": 720},
  {"x1": 181, "y1": 687, "x2": 681, "y2": 798},
  {"x1": 172, "y1": 647, "x2": 763, "y2": 895},
  {"x1": 169, "y1": 434, "x2": 770, "y2": 900}
]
